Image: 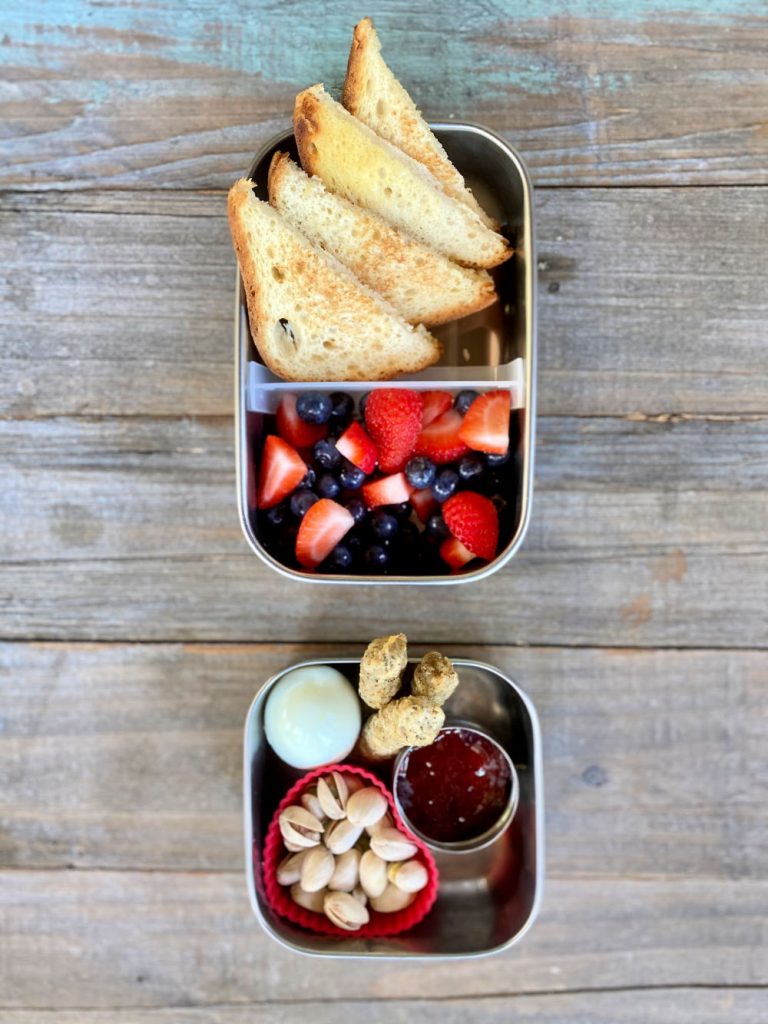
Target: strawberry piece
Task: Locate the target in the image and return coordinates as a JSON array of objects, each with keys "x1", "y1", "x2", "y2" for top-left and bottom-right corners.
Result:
[
  {"x1": 440, "y1": 536, "x2": 477, "y2": 569},
  {"x1": 414, "y1": 409, "x2": 469, "y2": 465},
  {"x1": 362, "y1": 472, "x2": 413, "y2": 509},
  {"x1": 421, "y1": 390, "x2": 453, "y2": 427},
  {"x1": 364, "y1": 389, "x2": 423, "y2": 473},
  {"x1": 411, "y1": 487, "x2": 438, "y2": 523},
  {"x1": 336, "y1": 421, "x2": 377, "y2": 474},
  {"x1": 442, "y1": 492, "x2": 499, "y2": 562},
  {"x1": 458, "y1": 390, "x2": 511, "y2": 455},
  {"x1": 257, "y1": 435, "x2": 307, "y2": 510},
  {"x1": 295, "y1": 499, "x2": 355, "y2": 569},
  {"x1": 276, "y1": 393, "x2": 327, "y2": 449}
]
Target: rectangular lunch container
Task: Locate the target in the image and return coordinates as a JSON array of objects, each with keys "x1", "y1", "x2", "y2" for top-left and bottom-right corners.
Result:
[
  {"x1": 244, "y1": 658, "x2": 544, "y2": 958},
  {"x1": 235, "y1": 123, "x2": 537, "y2": 583}
]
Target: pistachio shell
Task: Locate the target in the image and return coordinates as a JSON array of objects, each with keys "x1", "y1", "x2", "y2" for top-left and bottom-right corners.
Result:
[
  {"x1": 279, "y1": 805, "x2": 324, "y2": 848},
  {"x1": 323, "y1": 891, "x2": 370, "y2": 931},
  {"x1": 324, "y1": 817, "x2": 364, "y2": 855},
  {"x1": 343, "y1": 773, "x2": 364, "y2": 794},
  {"x1": 300, "y1": 846, "x2": 336, "y2": 892},
  {"x1": 328, "y1": 848, "x2": 360, "y2": 893},
  {"x1": 283, "y1": 838, "x2": 307, "y2": 853},
  {"x1": 317, "y1": 772, "x2": 348, "y2": 820},
  {"x1": 346, "y1": 787, "x2": 388, "y2": 828},
  {"x1": 290, "y1": 883, "x2": 326, "y2": 913},
  {"x1": 359, "y1": 849, "x2": 388, "y2": 898},
  {"x1": 369, "y1": 827, "x2": 418, "y2": 862},
  {"x1": 352, "y1": 885, "x2": 368, "y2": 907},
  {"x1": 300, "y1": 788, "x2": 325, "y2": 821},
  {"x1": 388, "y1": 858, "x2": 429, "y2": 893},
  {"x1": 369, "y1": 883, "x2": 416, "y2": 913},
  {"x1": 276, "y1": 849, "x2": 309, "y2": 886},
  {"x1": 365, "y1": 811, "x2": 393, "y2": 837}
]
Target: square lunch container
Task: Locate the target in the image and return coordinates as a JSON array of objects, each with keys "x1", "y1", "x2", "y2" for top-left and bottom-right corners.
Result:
[
  {"x1": 234, "y1": 123, "x2": 537, "y2": 583},
  {"x1": 244, "y1": 658, "x2": 544, "y2": 958}
]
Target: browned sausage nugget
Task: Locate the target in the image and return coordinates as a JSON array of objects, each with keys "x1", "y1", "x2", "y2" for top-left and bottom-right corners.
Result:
[
  {"x1": 358, "y1": 696, "x2": 444, "y2": 761},
  {"x1": 412, "y1": 651, "x2": 459, "y2": 706},
  {"x1": 359, "y1": 633, "x2": 407, "y2": 709}
]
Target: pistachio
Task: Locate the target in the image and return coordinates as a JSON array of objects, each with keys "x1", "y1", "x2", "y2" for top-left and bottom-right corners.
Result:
[
  {"x1": 388, "y1": 858, "x2": 429, "y2": 893},
  {"x1": 343, "y1": 773, "x2": 364, "y2": 794},
  {"x1": 279, "y1": 805, "x2": 324, "y2": 848},
  {"x1": 365, "y1": 811, "x2": 393, "y2": 838},
  {"x1": 352, "y1": 885, "x2": 368, "y2": 907},
  {"x1": 300, "y1": 845, "x2": 336, "y2": 893},
  {"x1": 283, "y1": 838, "x2": 307, "y2": 853},
  {"x1": 346, "y1": 787, "x2": 388, "y2": 828},
  {"x1": 369, "y1": 883, "x2": 416, "y2": 914},
  {"x1": 369, "y1": 827, "x2": 418, "y2": 862},
  {"x1": 300, "y1": 787, "x2": 325, "y2": 822},
  {"x1": 324, "y1": 817, "x2": 364, "y2": 855},
  {"x1": 359, "y1": 849, "x2": 388, "y2": 898},
  {"x1": 328, "y1": 847, "x2": 360, "y2": 893},
  {"x1": 290, "y1": 883, "x2": 326, "y2": 913},
  {"x1": 276, "y1": 849, "x2": 309, "y2": 886},
  {"x1": 323, "y1": 891, "x2": 370, "y2": 931},
  {"x1": 317, "y1": 771, "x2": 349, "y2": 820}
]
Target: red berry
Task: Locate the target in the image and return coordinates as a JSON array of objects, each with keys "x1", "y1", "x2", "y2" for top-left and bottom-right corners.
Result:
[
  {"x1": 421, "y1": 390, "x2": 453, "y2": 427},
  {"x1": 257, "y1": 435, "x2": 307, "y2": 510},
  {"x1": 295, "y1": 499, "x2": 355, "y2": 569},
  {"x1": 276, "y1": 393, "x2": 327, "y2": 449},
  {"x1": 362, "y1": 472, "x2": 413, "y2": 509},
  {"x1": 411, "y1": 487, "x2": 438, "y2": 523},
  {"x1": 442, "y1": 492, "x2": 499, "y2": 561},
  {"x1": 440, "y1": 536, "x2": 477, "y2": 569},
  {"x1": 365, "y1": 389, "x2": 423, "y2": 473},
  {"x1": 336, "y1": 421, "x2": 377, "y2": 474},
  {"x1": 458, "y1": 390, "x2": 511, "y2": 455},
  {"x1": 414, "y1": 409, "x2": 469, "y2": 465}
]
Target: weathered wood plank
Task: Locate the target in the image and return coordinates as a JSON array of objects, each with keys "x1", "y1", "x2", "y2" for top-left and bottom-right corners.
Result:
[
  {"x1": 2, "y1": 186, "x2": 767, "y2": 419},
  {"x1": 1, "y1": 871, "x2": 765, "y2": 1007},
  {"x1": 1, "y1": 643, "x2": 766, "y2": 877},
  {"x1": 1, "y1": 989, "x2": 766, "y2": 1023},
  {"x1": 1, "y1": 415, "x2": 766, "y2": 645},
  {"x1": 2, "y1": 2, "x2": 767, "y2": 189}
]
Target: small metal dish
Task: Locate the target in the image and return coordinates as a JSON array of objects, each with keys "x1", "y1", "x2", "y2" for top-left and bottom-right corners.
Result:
[
  {"x1": 234, "y1": 122, "x2": 537, "y2": 584},
  {"x1": 244, "y1": 657, "x2": 544, "y2": 958}
]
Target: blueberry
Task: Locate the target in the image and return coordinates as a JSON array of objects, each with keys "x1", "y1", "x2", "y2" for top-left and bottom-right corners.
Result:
[
  {"x1": 457, "y1": 455, "x2": 485, "y2": 482},
  {"x1": 301, "y1": 466, "x2": 317, "y2": 489},
  {"x1": 391, "y1": 502, "x2": 412, "y2": 518},
  {"x1": 344, "y1": 497, "x2": 367, "y2": 525},
  {"x1": 296, "y1": 391, "x2": 332, "y2": 424},
  {"x1": 365, "y1": 544, "x2": 389, "y2": 569},
  {"x1": 325, "y1": 544, "x2": 353, "y2": 570},
  {"x1": 454, "y1": 389, "x2": 479, "y2": 415},
  {"x1": 485, "y1": 450, "x2": 511, "y2": 468},
  {"x1": 339, "y1": 460, "x2": 365, "y2": 490},
  {"x1": 371, "y1": 509, "x2": 398, "y2": 539},
  {"x1": 426, "y1": 513, "x2": 451, "y2": 538},
  {"x1": 329, "y1": 391, "x2": 354, "y2": 425},
  {"x1": 359, "y1": 391, "x2": 372, "y2": 420},
  {"x1": 315, "y1": 472, "x2": 340, "y2": 499},
  {"x1": 346, "y1": 530, "x2": 364, "y2": 555},
  {"x1": 405, "y1": 455, "x2": 436, "y2": 489},
  {"x1": 314, "y1": 439, "x2": 341, "y2": 470},
  {"x1": 264, "y1": 502, "x2": 289, "y2": 528},
  {"x1": 289, "y1": 488, "x2": 318, "y2": 519},
  {"x1": 431, "y1": 468, "x2": 459, "y2": 502}
]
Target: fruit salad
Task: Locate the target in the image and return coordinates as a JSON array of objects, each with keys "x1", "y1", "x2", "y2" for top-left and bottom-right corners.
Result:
[{"x1": 255, "y1": 387, "x2": 519, "y2": 576}]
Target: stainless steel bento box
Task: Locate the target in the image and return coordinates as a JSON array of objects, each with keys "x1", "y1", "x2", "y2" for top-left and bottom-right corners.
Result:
[
  {"x1": 234, "y1": 123, "x2": 537, "y2": 583},
  {"x1": 244, "y1": 658, "x2": 544, "y2": 958}
]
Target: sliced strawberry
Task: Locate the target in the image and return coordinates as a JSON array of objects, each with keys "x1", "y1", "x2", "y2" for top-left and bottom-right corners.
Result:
[
  {"x1": 411, "y1": 487, "x2": 438, "y2": 523},
  {"x1": 336, "y1": 421, "x2": 377, "y2": 474},
  {"x1": 364, "y1": 389, "x2": 423, "y2": 473},
  {"x1": 443, "y1": 492, "x2": 499, "y2": 561},
  {"x1": 257, "y1": 435, "x2": 307, "y2": 510},
  {"x1": 440, "y1": 536, "x2": 477, "y2": 569},
  {"x1": 458, "y1": 390, "x2": 511, "y2": 455},
  {"x1": 420, "y1": 390, "x2": 453, "y2": 427},
  {"x1": 362, "y1": 472, "x2": 413, "y2": 509},
  {"x1": 414, "y1": 409, "x2": 469, "y2": 465},
  {"x1": 276, "y1": 393, "x2": 327, "y2": 449},
  {"x1": 295, "y1": 499, "x2": 355, "y2": 569}
]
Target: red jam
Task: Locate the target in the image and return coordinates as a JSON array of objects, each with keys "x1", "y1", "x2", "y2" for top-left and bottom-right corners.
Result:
[{"x1": 396, "y1": 727, "x2": 512, "y2": 844}]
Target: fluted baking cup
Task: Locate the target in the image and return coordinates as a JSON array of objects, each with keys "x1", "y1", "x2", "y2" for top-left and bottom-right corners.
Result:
[{"x1": 262, "y1": 764, "x2": 439, "y2": 938}]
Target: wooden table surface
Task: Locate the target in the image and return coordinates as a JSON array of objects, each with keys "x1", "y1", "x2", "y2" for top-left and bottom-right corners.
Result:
[{"x1": 2, "y1": 1, "x2": 767, "y2": 1020}]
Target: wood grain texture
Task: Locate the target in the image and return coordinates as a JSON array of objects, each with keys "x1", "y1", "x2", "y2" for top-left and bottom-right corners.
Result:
[
  {"x1": 1, "y1": 642, "x2": 766, "y2": 876},
  {"x1": 2, "y1": 1, "x2": 767, "y2": 189},
  {"x1": 1, "y1": 415, "x2": 766, "y2": 645},
  {"x1": 2, "y1": 186, "x2": 767, "y2": 419},
  {"x1": 1, "y1": 870, "x2": 766, "y2": 1008}
]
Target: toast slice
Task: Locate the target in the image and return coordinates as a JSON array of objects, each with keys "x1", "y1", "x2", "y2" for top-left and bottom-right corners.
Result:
[
  {"x1": 227, "y1": 179, "x2": 441, "y2": 382},
  {"x1": 343, "y1": 18, "x2": 497, "y2": 230},
  {"x1": 268, "y1": 152, "x2": 497, "y2": 326},
  {"x1": 294, "y1": 84, "x2": 511, "y2": 270}
]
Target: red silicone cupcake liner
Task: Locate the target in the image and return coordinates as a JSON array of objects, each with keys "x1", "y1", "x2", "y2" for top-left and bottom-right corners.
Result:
[{"x1": 261, "y1": 763, "x2": 439, "y2": 938}]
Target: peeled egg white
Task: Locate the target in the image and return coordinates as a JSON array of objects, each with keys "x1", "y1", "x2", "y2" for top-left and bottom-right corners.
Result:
[{"x1": 264, "y1": 666, "x2": 361, "y2": 769}]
